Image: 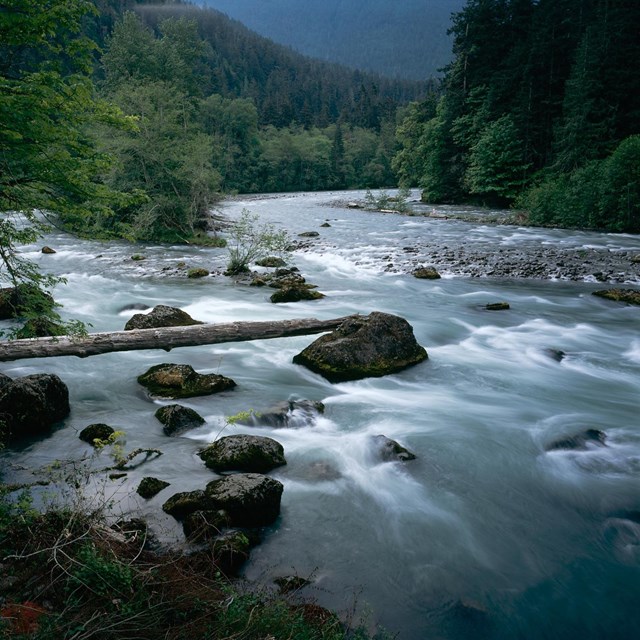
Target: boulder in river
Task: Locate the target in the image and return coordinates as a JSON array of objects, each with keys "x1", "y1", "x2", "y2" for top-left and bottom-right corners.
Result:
[
  {"x1": 138, "y1": 364, "x2": 236, "y2": 399},
  {"x1": 372, "y1": 435, "x2": 417, "y2": 462},
  {"x1": 187, "y1": 268, "x2": 210, "y2": 279},
  {"x1": 124, "y1": 304, "x2": 203, "y2": 330},
  {"x1": 0, "y1": 374, "x2": 70, "y2": 441},
  {"x1": 592, "y1": 289, "x2": 640, "y2": 306},
  {"x1": 205, "y1": 473, "x2": 284, "y2": 527},
  {"x1": 293, "y1": 312, "x2": 428, "y2": 382},
  {"x1": 546, "y1": 428, "x2": 607, "y2": 452},
  {"x1": 162, "y1": 490, "x2": 208, "y2": 520},
  {"x1": 298, "y1": 231, "x2": 320, "y2": 237},
  {"x1": 79, "y1": 423, "x2": 115, "y2": 445},
  {"x1": 41, "y1": 246, "x2": 56, "y2": 254},
  {"x1": 199, "y1": 435, "x2": 286, "y2": 473},
  {"x1": 155, "y1": 404, "x2": 205, "y2": 436}
]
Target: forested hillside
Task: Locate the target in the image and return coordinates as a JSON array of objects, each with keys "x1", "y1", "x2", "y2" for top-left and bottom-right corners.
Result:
[
  {"x1": 393, "y1": 0, "x2": 640, "y2": 232},
  {"x1": 201, "y1": 0, "x2": 465, "y2": 80}
]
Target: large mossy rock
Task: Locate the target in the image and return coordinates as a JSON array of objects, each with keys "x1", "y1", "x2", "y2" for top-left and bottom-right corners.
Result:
[
  {"x1": 162, "y1": 474, "x2": 283, "y2": 527},
  {"x1": 292, "y1": 312, "x2": 428, "y2": 382},
  {"x1": 270, "y1": 287, "x2": 325, "y2": 303},
  {"x1": 592, "y1": 289, "x2": 640, "y2": 306},
  {"x1": 205, "y1": 473, "x2": 284, "y2": 527},
  {"x1": 0, "y1": 374, "x2": 70, "y2": 441},
  {"x1": 199, "y1": 435, "x2": 286, "y2": 473},
  {"x1": 124, "y1": 305, "x2": 203, "y2": 330},
  {"x1": 138, "y1": 364, "x2": 236, "y2": 399},
  {"x1": 155, "y1": 404, "x2": 205, "y2": 436}
]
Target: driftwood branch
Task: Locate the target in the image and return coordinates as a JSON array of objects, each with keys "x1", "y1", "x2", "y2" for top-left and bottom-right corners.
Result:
[{"x1": 0, "y1": 316, "x2": 354, "y2": 362}]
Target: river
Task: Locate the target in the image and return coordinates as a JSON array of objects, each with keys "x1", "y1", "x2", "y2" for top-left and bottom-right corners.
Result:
[{"x1": 2, "y1": 190, "x2": 640, "y2": 639}]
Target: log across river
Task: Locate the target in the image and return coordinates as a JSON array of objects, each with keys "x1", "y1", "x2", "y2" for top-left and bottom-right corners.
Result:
[{"x1": 0, "y1": 316, "x2": 354, "y2": 361}]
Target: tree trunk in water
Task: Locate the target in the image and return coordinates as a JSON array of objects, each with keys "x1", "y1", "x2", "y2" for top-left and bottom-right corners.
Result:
[{"x1": 0, "y1": 316, "x2": 355, "y2": 362}]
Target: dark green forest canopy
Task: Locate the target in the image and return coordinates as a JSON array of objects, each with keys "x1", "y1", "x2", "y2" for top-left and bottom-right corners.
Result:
[{"x1": 394, "y1": 0, "x2": 640, "y2": 232}]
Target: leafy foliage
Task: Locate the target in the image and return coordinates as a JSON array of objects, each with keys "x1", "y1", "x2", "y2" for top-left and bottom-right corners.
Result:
[
  {"x1": 225, "y1": 210, "x2": 290, "y2": 275},
  {"x1": 393, "y1": 0, "x2": 640, "y2": 230}
]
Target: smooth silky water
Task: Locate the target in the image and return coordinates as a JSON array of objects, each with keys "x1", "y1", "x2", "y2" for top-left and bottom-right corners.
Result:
[{"x1": 2, "y1": 192, "x2": 639, "y2": 639}]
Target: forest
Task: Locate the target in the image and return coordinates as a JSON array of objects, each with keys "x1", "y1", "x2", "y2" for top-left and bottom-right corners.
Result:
[
  {"x1": 393, "y1": 0, "x2": 640, "y2": 232},
  {"x1": 1, "y1": 0, "x2": 639, "y2": 265}
]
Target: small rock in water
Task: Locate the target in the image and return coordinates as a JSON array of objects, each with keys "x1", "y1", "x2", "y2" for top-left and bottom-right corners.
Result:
[
  {"x1": 413, "y1": 266, "x2": 441, "y2": 279},
  {"x1": 255, "y1": 256, "x2": 287, "y2": 267},
  {"x1": 372, "y1": 435, "x2": 417, "y2": 462},
  {"x1": 485, "y1": 302, "x2": 510, "y2": 311},
  {"x1": 119, "y1": 303, "x2": 150, "y2": 312},
  {"x1": 245, "y1": 399, "x2": 325, "y2": 428},
  {"x1": 320, "y1": 222, "x2": 331, "y2": 227},
  {"x1": 542, "y1": 348, "x2": 566, "y2": 362},
  {"x1": 155, "y1": 404, "x2": 205, "y2": 436},
  {"x1": 137, "y1": 477, "x2": 170, "y2": 499},
  {"x1": 79, "y1": 423, "x2": 115, "y2": 445},
  {"x1": 41, "y1": 246, "x2": 56, "y2": 254},
  {"x1": 546, "y1": 428, "x2": 607, "y2": 452},
  {"x1": 298, "y1": 231, "x2": 320, "y2": 237},
  {"x1": 187, "y1": 267, "x2": 209, "y2": 278},
  {"x1": 592, "y1": 288, "x2": 640, "y2": 306},
  {"x1": 131, "y1": 254, "x2": 146, "y2": 261}
]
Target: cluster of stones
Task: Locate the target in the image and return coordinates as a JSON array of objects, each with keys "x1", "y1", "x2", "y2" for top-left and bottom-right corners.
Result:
[{"x1": 250, "y1": 265, "x2": 326, "y2": 303}]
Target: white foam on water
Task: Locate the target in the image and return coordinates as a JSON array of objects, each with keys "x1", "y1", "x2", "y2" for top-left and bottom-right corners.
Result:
[{"x1": 623, "y1": 340, "x2": 640, "y2": 364}]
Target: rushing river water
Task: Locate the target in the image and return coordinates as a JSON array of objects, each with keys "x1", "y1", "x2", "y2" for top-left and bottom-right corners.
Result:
[{"x1": 2, "y1": 191, "x2": 640, "y2": 639}]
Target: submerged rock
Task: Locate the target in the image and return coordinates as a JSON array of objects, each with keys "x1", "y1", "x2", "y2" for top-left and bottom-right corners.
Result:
[
  {"x1": 205, "y1": 473, "x2": 284, "y2": 527},
  {"x1": 293, "y1": 312, "x2": 428, "y2": 382},
  {"x1": 155, "y1": 404, "x2": 205, "y2": 436},
  {"x1": 79, "y1": 423, "x2": 115, "y2": 445},
  {"x1": 546, "y1": 428, "x2": 607, "y2": 452},
  {"x1": 372, "y1": 435, "x2": 416, "y2": 462},
  {"x1": 592, "y1": 289, "x2": 640, "y2": 306},
  {"x1": 485, "y1": 302, "x2": 510, "y2": 311},
  {"x1": 124, "y1": 305, "x2": 203, "y2": 330},
  {"x1": 0, "y1": 374, "x2": 70, "y2": 441},
  {"x1": 542, "y1": 348, "x2": 566, "y2": 362},
  {"x1": 137, "y1": 477, "x2": 170, "y2": 499},
  {"x1": 199, "y1": 435, "x2": 286, "y2": 473},
  {"x1": 298, "y1": 231, "x2": 320, "y2": 237},
  {"x1": 246, "y1": 399, "x2": 325, "y2": 428},
  {"x1": 138, "y1": 364, "x2": 236, "y2": 399}
]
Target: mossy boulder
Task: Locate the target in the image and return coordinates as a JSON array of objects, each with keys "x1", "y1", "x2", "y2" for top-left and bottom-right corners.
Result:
[
  {"x1": 592, "y1": 288, "x2": 640, "y2": 305},
  {"x1": 270, "y1": 287, "x2": 325, "y2": 303},
  {"x1": 413, "y1": 266, "x2": 441, "y2": 280},
  {"x1": 137, "y1": 477, "x2": 170, "y2": 499},
  {"x1": 255, "y1": 256, "x2": 287, "y2": 268},
  {"x1": 155, "y1": 404, "x2": 205, "y2": 436},
  {"x1": 0, "y1": 374, "x2": 70, "y2": 441},
  {"x1": 293, "y1": 312, "x2": 428, "y2": 382},
  {"x1": 205, "y1": 473, "x2": 284, "y2": 527},
  {"x1": 138, "y1": 364, "x2": 236, "y2": 399},
  {"x1": 372, "y1": 435, "x2": 416, "y2": 462},
  {"x1": 124, "y1": 305, "x2": 203, "y2": 330},
  {"x1": 79, "y1": 423, "x2": 115, "y2": 445},
  {"x1": 199, "y1": 435, "x2": 286, "y2": 473}
]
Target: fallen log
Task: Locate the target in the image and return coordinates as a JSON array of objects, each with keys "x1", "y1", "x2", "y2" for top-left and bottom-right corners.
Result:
[{"x1": 0, "y1": 315, "x2": 355, "y2": 362}]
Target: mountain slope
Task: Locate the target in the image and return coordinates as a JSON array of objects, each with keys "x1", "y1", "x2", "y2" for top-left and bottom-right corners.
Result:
[{"x1": 200, "y1": 0, "x2": 465, "y2": 80}]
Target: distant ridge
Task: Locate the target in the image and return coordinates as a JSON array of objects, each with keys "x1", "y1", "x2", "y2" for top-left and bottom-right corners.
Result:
[{"x1": 199, "y1": 0, "x2": 465, "y2": 80}]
